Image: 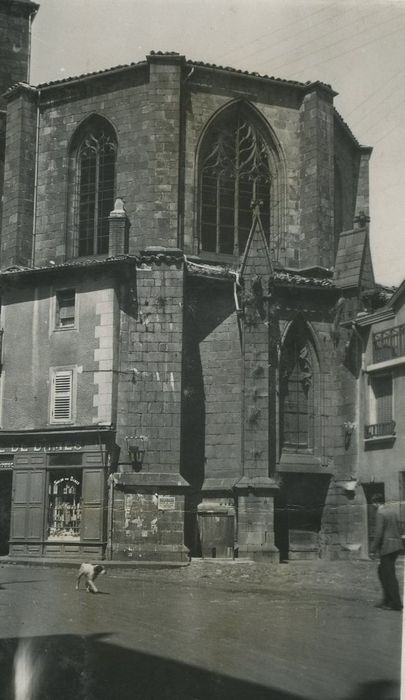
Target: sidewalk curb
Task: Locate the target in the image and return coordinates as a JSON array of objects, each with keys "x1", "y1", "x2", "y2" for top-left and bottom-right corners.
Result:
[{"x1": 0, "y1": 556, "x2": 190, "y2": 571}]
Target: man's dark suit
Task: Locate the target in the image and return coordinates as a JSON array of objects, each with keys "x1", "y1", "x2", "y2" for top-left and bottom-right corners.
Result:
[{"x1": 372, "y1": 503, "x2": 403, "y2": 610}]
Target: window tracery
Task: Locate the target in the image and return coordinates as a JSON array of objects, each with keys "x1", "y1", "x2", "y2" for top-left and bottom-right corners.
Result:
[
  {"x1": 280, "y1": 322, "x2": 316, "y2": 451},
  {"x1": 68, "y1": 117, "x2": 117, "y2": 258},
  {"x1": 200, "y1": 109, "x2": 274, "y2": 256}
]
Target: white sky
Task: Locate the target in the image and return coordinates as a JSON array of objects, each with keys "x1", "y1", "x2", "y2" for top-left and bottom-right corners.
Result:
[{"x1": 30, "y1": 0, "x2": 405, "y2": 287}]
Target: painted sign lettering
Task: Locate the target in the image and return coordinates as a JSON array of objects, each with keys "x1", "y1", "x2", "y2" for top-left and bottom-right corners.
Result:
[{"x1": 0, "y1": 444, "x2": 84, "y2": 453}]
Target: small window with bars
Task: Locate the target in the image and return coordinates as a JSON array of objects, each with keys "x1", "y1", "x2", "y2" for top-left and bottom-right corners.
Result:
[
  {"x1": 51, "y1": 369, "x2": 74, "y2": 423},
  {"x1": 55, "y1": 289, "x2": 75, "y2": 328}
]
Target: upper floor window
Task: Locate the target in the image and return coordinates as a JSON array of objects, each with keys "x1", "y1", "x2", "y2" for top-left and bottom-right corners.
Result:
[
  {"x1": 373, "y1": 324, "x2": 405, "y2": 363},
  {"x1": 55, "y1": 289, "x2": 75, "y2": 329},
  {"x1": 68, "y1": 117, "x2": 117, "y2": 258},
  {"x1": 199, "y1": 105, "x2": 280, "y2": 258},
  {"x1": 365, "y1": 373, "x2": 395, "y2": 439},
  {"x1": 50, "y1": 368, "x2": 75, "y2": 423}
]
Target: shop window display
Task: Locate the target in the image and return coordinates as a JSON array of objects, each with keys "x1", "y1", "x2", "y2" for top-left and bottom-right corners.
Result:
[{"x1": 48, "y1": 472, "x2": 82, "y2": 540}]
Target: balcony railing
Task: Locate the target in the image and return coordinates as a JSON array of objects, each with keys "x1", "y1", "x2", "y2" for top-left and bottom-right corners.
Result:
[
  {"x1": 364, "y1": 421, "x2": 396, "y2": 440},
  {"x1": 373, "y1": 324, "x2": 405, "y2": 363}
]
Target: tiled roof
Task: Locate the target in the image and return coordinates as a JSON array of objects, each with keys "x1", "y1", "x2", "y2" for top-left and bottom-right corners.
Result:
[
  {"x1": 0, "y1": 255, "x2": 139, "y2": 280},
  {"x1": 274, "y1": 270, "x2": 335, "y2": 288},
  {"x1": 35, "y1": 61, "x2": 147, "y2": 90},
  {"x1": 186, "y1": 58, "x2": 333, "y2": 92},
  {"x1": 0, "y1": 255, "x2": 336, "y2": 290},
  {"x1": 334, "y1": 109, "x2": 371, "y2": 151},
  {"x1": 186, "y1": 258, "x2": 335, "y2": 288},
  {"x1": 334, "y1": 229, "x2": 368, "y2": 289},
  {"x1": 25, "y1": 51, "x2": 334, "y2": 94}
]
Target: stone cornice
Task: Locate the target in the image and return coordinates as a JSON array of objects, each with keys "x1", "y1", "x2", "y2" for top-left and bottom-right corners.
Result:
[
  {"x1": 1, "y1": 0, "x2": 39, "y2": 18},
  {"x1": 139, "y1": 247, "x2": 184, "y2": 267}
]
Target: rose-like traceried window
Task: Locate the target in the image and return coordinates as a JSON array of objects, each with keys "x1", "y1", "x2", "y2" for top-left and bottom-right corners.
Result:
[{"x1": 200, "y1": 108, "x2": 277, "y2": 257}]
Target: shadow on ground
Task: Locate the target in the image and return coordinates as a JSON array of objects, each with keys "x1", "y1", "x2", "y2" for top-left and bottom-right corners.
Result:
[
  {"x1": 0, "y1": 634, "x2": 400, "y2": 700},
  {"x1": 347, "y1": 680, "x2": 400, "y2": 700}
]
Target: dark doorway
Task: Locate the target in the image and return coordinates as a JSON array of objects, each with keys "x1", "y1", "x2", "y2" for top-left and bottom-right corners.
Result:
[
  {"x1": 0, "y1": 471, "x2": 12, "y2": 555},
  {"x1": 274, "y1": 486, "x2": 289, "y2": 562},
  {"x1": 362, "y1": 482, "x2": 385, "y2": 555},
  {"x1": 275, "y1": 473, "x2": 331, "y2": 560}
]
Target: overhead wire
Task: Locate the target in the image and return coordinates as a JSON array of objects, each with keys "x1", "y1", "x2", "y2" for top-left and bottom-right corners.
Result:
[
  {"x1": 268, "y1": 6, "x2": 400, "y2": 76},
  {"x1": 237, "y1": 5, "x2": 356, "y2": 67},
  {"x1": 344, "y1": 69, "x2": 405, "y2": 120},
  {"x1": 292, "y1": 20, "x2": 405, "y2": 80},
  {"x1": 216, "y1": 4, "x2": 331, "y2": 62}
]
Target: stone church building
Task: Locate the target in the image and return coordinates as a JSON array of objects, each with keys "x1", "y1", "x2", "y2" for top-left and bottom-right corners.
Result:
[{"x1": 0, "y1": 0, "x2": 389, "y2": 562}]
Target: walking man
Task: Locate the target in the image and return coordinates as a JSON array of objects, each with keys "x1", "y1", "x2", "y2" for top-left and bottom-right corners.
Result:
[{"x1": 370, "y1": 494, "x2": 403, "y2": 611}]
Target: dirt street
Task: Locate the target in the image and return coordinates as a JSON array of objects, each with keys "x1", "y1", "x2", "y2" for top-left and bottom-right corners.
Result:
[{"x1": 0, "y1": 558, "x2": 402, "y2": 700}]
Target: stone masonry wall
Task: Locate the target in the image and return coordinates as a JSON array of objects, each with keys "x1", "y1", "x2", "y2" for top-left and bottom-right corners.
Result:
[
  {"x1": 183, "y1": 73, "x2": 301, "y2": 262},
  {"x1": 1, "y1": 89, "x2": 37, "y2": 268},
  {"x1": 116, "y1": 257, "x2": 184, "y2": 472},
  {"x1": 0, "y1": 2, "x2": 34, "y2": 111},
  {"x1": 4, "y1": 56, "x2": 183, "y2": 267},
  {"x1": 334, "y1": 120, "x2": 361, "y2": 234},
  {"x1": 299, "y1": 90, "x2": 334, "y2": 269},
  {"x1": 199, "y1": 302, "x2": 242, "y2": 484},
  {"x1": 111, "y1": 490, "x2": 185, "y2": 561}
]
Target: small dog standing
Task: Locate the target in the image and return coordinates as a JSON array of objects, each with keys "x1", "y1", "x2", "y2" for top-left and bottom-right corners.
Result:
[{"x1": 76, "y1": 563, "x2": 106, "y2": 593}]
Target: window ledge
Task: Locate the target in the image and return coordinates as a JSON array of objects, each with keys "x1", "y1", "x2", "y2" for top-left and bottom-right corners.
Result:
[
  {"x1": 366, "y1": 356, "x2": 405, "y2": 373},
  {"x1": 53, "y1": 326, "x2": 77, "y2": 333},
  {"x1": 279, "y1": 452, "x2": 321, "y2": 472},
  {"x1": 364, "y1": 435, "x2": 396, "y2": 444}
]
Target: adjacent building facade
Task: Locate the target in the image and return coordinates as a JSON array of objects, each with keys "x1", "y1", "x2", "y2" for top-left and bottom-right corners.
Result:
[
  {"x1": 351, "y1": 282, "x2": 405, "y2": 552},
  {"x1": 0, "y1": 0, "x2": 395, "y2": 562}
]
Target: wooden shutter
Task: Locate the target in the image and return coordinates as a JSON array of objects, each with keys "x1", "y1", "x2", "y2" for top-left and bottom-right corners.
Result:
[
  {"x1": 57, "y1": 290, "x2": 75, "y2": 327},
  {"x1": 51, "y1": 370, "x2": 73, "y2": 422},
  {"x1": 10, "y1": 470, "x2": 45, "y2": 541},
  {"x1": 374, "y1": 374, "x2": 392, "y2": 423},
  {"x1": 81, "y1": 469, "x2": 105, "y2": 542}
]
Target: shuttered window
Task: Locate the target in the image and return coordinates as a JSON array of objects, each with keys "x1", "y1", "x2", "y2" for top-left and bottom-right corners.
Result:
[
  {"x1": 51, "y1": 370, "x2": 73, "y2": 423},
  {"x1": 56, "y1": 289, "x2": 75, "y2": 328},
  {"x1": 371, "y1": 374, "x2": 393, "y2": 423}
]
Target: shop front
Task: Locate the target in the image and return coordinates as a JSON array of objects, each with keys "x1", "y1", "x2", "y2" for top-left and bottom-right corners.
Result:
[{"x1": 1, "y1": 429, "x2": 113, "y2": 559}]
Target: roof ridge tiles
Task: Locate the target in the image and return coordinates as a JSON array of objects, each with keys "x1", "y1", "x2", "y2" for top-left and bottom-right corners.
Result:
[{"x1": 26, "y1": 51, "x2": 334, "y2": 94}]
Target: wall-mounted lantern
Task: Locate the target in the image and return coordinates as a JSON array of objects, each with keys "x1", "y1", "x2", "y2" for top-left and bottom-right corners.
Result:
[
  {"x1": 343, "y1": 421, "x2": 356, "y2": 449},
  {"x1": 125, "y1": 435, "x2": 147, "y2": 470}
]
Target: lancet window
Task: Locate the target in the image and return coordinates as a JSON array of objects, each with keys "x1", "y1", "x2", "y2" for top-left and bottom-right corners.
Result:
[
  {"x1": 280, "y1": 322, "x2": 317, "y2": 451},
  {"x1": 200, "y1": 110, "x2": 273, "y2": 256},
  {"x1": 68, "y1": 117, "x2": 117, "y2": 258}
]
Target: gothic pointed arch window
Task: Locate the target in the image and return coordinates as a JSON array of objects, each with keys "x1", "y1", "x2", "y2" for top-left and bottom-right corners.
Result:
[
  {"x1": 199, "y1": 105, "x2": 281, "y2": 257},
  {"x1": 280, "y1": 320, "x2": 318, "y2": 452},
  {"x1": 68, "y1": 117, "x2": 117, "y2": 257}
]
